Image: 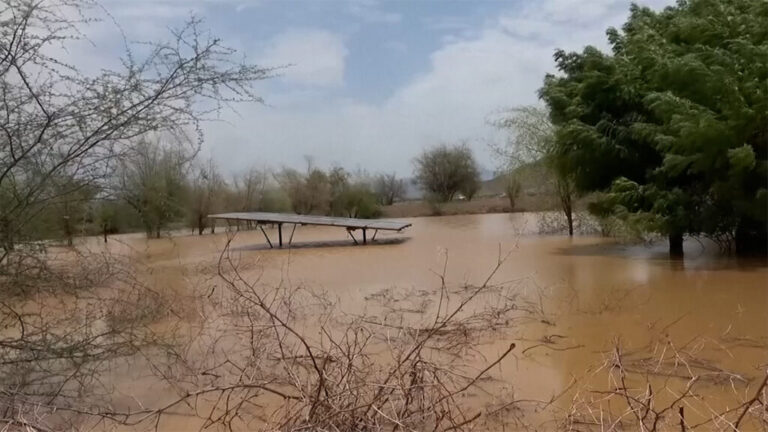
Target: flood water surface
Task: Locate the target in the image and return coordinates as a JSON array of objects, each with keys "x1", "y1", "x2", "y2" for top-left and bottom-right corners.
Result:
[{"x1": 107, "y1": 213, "x2": 767, "y2": 430}]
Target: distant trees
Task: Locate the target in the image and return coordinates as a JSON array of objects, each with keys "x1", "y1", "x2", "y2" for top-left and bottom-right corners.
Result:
[
  {"x1": 275, "y1": 164, "x2": 380, "y2": 218},
  {"x1": 540, "y1": 0, "x2": 768, "y2": 256},
  {"x1": 491, "y1": 105, "x2": 576, "y2": 235},
  {"x1": 117, "y1": 141, "x2": 190, "y2": 238},
  {"x1": 414, "y1": 144, "x2": 481, "y2": 202},
  {"x1": 374, "y1": 173, "x2": 406, "y2": 205},
  {"x1": 231, "y1": 168, "x2": 270, "y2": 212},
  {"x1": 276, "y1": 167, "x2": 331, "y2": 215}
]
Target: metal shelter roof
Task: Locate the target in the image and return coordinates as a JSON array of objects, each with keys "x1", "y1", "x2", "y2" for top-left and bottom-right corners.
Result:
[{"x1": 208, "y1": 212, "x2": 412, "y2": 231}]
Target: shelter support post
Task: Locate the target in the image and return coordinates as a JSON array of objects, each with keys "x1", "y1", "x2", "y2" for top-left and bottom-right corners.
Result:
[
  {"x1": 259, "y1": 225, "x2": 273, "y2": 249},
  {"x1": 346, "y1": 228, "x2": 359, "y2": 245},
  {"x1": 288, "y1": 223, "x2": 297, "y2": 247}
]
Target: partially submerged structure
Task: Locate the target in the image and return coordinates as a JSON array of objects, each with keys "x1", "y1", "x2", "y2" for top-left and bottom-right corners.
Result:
[{"x1": 207, "y1": 212, "x2": 412, "y2": 248}]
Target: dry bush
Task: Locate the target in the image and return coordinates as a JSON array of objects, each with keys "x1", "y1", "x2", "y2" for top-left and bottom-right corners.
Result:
[
  {"x1": 122, "y1": 241, "x2": 548, "y2": 431},
  {"x1": 561, "y1": 332, "x2": 768, "y2": 431},
  {"x1": 0, "y1": 248, "x2": 181, "y2": 431}
]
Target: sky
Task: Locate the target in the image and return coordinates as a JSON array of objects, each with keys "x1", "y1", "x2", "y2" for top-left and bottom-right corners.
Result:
[{"x1": 86, "y1": 0, "x2": 675, "y2": 177}]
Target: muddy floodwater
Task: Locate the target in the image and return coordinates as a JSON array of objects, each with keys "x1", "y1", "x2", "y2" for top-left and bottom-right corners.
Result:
[{"x1": 94, "y1": 213, "x2": 768, "y2": 430}]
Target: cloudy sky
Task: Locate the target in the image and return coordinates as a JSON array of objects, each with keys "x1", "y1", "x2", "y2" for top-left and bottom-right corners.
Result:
[{"x1": 89, "y1": 0, "x2": 674, "y2": 176}]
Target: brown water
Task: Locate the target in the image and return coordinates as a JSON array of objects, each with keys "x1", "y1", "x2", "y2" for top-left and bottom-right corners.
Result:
[{"x1": 90, "y1": 213, "x2": 768, "y2": 430}]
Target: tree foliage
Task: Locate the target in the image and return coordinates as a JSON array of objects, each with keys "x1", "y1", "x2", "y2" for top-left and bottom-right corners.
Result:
[
  {"x1": 414, "y1": 144, "x2": 481, "y2": 202},
  {"x1": 540, "y1": 0, "x2": 768, "y2": 254}
]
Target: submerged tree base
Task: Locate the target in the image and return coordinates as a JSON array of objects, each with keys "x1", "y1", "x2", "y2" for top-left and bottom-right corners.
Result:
[
  {"x1": 669, "y1": 233, "x2": 684, "y2": 258},
  {"x1": 735, "y1": 219, "x2": 768, "y2": 256}
]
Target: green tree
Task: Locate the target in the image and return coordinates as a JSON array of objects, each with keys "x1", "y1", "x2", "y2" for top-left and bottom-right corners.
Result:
[
  {"x1": 540, "y1": 0, "x2": 768, "y2": 256},
  {"x1": 335, "y1": 183, "x2": 381, "y2": 219},
  {"x1": 414, "y1": 144, "x2": 480, "y2": 202},
  {"x1": 328, "y1": 166, "x2": 351, "y2": 216},
  {"x1": 275, "y1": 166, "x2": 331, "y2": 215}
]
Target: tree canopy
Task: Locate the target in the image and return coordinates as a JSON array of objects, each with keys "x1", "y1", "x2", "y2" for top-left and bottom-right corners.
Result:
[
  {"x1": 540, "y1": 0, "x2": 768, "y2": 255},
  {"x1": 414, "y1": 144, "x2": 481, "y2": 202}
]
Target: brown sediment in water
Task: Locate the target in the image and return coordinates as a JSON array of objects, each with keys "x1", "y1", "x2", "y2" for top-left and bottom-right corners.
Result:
[{"x1": 75, "y1": 213, "x2": 768, "y2": 430}]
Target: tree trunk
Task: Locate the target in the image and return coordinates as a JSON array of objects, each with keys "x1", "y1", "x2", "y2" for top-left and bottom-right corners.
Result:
[
  {"x1": 198, "y1": 215, "x2": 204, "y2": 235},
  {"x1": 557, "y1": 177, "x2": 574, "y2": 237},
  {"x1": 669, "y1": 233, "x2": 684, "y2": 258},
  {"x1": 103, "y1": 223, "x2": 108, "y2": 243},
  {"x1": 63, "y1": 216, "x2": 73, "y2": 247},
  {"x1": 507, "y1": 195, "x2": 515, "y2": 210}
]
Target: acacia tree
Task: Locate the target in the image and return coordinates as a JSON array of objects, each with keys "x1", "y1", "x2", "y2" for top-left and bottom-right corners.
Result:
[
  {"x1": 491, "y1": 105, "x2": 577, "y2": 235},
  {"x1": 414, "y1": 144, "x2": 480, "y2": 202},
  {"x1": 0, "y1": 0, "x2": 273, "y2": 260},
  {"x1": 540, "y1": 0, "x2": 768, "y2": 256}
]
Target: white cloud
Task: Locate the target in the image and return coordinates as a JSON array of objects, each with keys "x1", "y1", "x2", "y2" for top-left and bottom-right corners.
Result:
[
  {"x1": 261, "y1": 29, "x2": 348, "y2": 87},
  {"x1": 197, "y1": 0, "x2": 678, "y2": 176}
]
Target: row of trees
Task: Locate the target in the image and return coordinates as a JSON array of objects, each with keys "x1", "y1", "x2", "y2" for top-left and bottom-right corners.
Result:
[
  {"x1": 493, "y1": 0, "x2": 767, "y2": 257},
  {"x1": 9, "y1": 134, "x2": 487, "y2": 245},
  {"x1": 33, "y1": 147, "x2": 412, "y2": 243}
]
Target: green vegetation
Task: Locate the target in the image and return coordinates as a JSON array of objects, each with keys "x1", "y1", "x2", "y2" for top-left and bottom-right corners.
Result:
[
  {"x1": 414, "y1": 143, "x2": 481, "y2": 202},
  {"x1": 540, "y1": 0, "x2": 768, "y2": 256},
  {"x1": 276, "y1": 164, "x2": 382, "y2": 219}
]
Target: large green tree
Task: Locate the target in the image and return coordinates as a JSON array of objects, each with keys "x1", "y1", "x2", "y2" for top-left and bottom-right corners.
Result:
[{"x1": 541, "y1": 0, "x2": 768, "y2": 256}]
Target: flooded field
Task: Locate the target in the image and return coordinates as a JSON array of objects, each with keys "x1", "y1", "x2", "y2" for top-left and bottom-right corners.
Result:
[{"x1": 85, "y1": 213, "x2": 767, "y2": 430}]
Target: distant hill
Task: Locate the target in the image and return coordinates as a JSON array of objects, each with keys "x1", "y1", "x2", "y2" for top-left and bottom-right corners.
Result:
[{"x1": 479, "y1": 160, "x2": 552, "y2": 197}]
